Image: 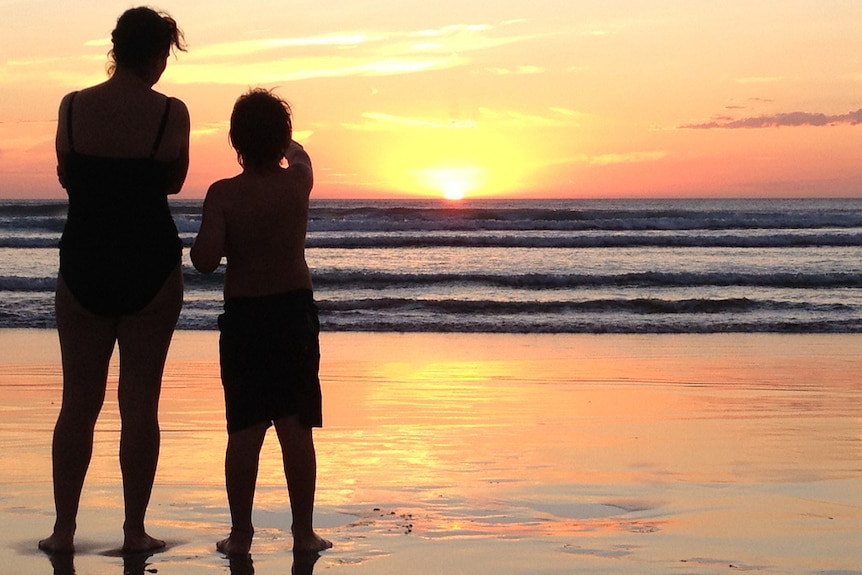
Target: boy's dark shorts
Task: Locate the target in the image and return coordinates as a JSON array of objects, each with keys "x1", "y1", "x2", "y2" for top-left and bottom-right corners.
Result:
[{"x1": 218, "y1": 289, "x2": 323, "y2": 434}]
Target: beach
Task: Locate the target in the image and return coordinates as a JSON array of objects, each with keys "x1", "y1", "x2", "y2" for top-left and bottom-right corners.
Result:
[{"x1": 1, "y1": 329, "x2": 860, "y2": 574}]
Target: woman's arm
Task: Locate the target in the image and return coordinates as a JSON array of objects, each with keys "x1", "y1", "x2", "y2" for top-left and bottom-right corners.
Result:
[
  {"x1": 165, "y1": 98, "x2": 191, "y2": 195},
  {"x1": 55, "y1": 93, "x2": 75, "y2": 190}
]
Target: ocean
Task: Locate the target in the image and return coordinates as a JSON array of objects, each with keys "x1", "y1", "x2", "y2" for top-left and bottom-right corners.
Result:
[{"x1": 2, "y1": 197, "x2": 862, "y2": 333}]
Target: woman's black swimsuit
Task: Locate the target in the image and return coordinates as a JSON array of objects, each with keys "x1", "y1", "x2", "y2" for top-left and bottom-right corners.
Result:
[{"x1": 58, "y1": 92, "x2": 183, "y2": 316}]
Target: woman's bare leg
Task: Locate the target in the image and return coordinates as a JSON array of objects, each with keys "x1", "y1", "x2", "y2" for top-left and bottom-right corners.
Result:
[
  {"x1": 274, "y1": 416, "x2": 332, "y2": 552},
  {"x1": 39, "y1": 275, "x2": 116, "y2": 554},
  {"x1": 116, "y1": 264, "x2": 182, "y2": 553},
  {"x1": 217, "y1": 422, "x2": 269, "y2": 556}
]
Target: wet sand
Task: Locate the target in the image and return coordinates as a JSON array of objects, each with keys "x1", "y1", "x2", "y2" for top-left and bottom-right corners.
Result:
[{"x1": 1, "y1": 329, "x2": 861, "y2": 574}]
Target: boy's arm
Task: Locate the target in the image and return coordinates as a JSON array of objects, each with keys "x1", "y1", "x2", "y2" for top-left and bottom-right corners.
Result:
[
  {"x1": 285, "y1": 140, "x2": 313, "y2": 193},
  {"x1": 190, "y1": 185, "x2": 226, "y2": 273}
]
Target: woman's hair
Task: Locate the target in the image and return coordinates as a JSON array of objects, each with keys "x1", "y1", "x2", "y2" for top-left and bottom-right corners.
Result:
[
  {"x1": 108, "y1": 7, "x2": 186, "y2": 75},
  {"x1": 229, "y1": 88, "x2": 293, "y2": 171}
]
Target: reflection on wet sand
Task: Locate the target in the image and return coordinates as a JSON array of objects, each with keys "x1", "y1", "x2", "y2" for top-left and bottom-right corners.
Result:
[{"x1": 2, "y1": 331, "x2": 861, "y2": 573}]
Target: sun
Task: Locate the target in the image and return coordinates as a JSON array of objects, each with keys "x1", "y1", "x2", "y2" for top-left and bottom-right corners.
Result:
[
  {"x1": 443, "y1": 181, "x2": 466, "y2": 201},
  {"x1": 414, "y1": 166, "x2": 485, "y2": 200}
]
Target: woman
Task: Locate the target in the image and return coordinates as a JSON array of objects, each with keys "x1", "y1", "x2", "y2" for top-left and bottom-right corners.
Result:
[{"x1": 39, "y1": 7, "x2": 190, "y2": 555}]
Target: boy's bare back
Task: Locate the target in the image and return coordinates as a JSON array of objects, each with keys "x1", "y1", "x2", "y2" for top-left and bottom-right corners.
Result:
[{"x1": 191, "y1": 142, "x2": 313, "y2": 298}]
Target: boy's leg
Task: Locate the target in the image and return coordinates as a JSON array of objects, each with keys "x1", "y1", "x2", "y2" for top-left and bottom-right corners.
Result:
[
  {"x1": 115, "y1": 265, "x2": 182, "y2": 553},
  {"x1": 217, "y1": 422, "x2": 269, "y2": 556},
  {"x1": 274, "y1": 415, "x2": 332, "y2": 552}
]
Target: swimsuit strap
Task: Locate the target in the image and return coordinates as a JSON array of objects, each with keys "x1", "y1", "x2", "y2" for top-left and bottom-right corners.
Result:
[
  {"x1": 66, "y1": 93, "x2": 172, "y2": 157},
  {"x1": 66, "y1": 92, "x2": 79, "y2": 153},
  {"x1": 150, "y1": 97, "x2": 173, "y2": 158}
]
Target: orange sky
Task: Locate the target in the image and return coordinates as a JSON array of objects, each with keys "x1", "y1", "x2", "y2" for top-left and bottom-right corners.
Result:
[{"x1": 1, "y1": 1, "x2": 860, "y2": 200}]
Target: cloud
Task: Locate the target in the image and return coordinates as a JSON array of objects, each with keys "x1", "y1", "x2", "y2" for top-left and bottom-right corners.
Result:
[
  {"x1": 0, "y1": 53, "x2": 105, "y2": 89},
  {"x1": 166, "y1": 54, "x2": 465, "y2": 85},
  {"x1": 539, "y1": 150, "x2": 668, "y2": 170},
  {"x1": 361, "y1": 112, "x2": 478, "y2": 129},
  {"x1": 190, "y1": 34, "x2": 374, "y2": 60},
  {"x1": 175, "y1": 22, "x2": 537, "y2": 85},
  {"x1": 411, "y1": 42, "x2": 445, "y2": 51},
  {"x1": 343, "y1": 112, "x2": 478, "y2": 131},
  {"x1": 411, "y1": 23, "x2": 491, "y2": 38},
  {"x1": 3, "y1": 21, "x2": 540, "y2": 89},
  {"x1": 185, "y1": 24, "x2": 525, "y2": 61},
  {"x1": 190, "y1": 121, "x2": 228, "y2": 139},
  {"x1": 549, "y1": 107, "x2": 587, "y2": 119},
  {"x1": 485, "y1": 65, "x2": 544, "y2": 75},
  {"x1": 681, "y1": 109, "x2": 862, "y2": 129},
  {"x1": 587, "y1": 150, "x2": 667, "y2": 166},
  {"x1": 733, "y1": 76, "x2": 788, "y2": 84},
  {"x1": 342, "y1": 106, "x2": 585, "y2": 132},
  {"x1": 83, "y1": 38, "x2": 111, "y2": 48},
  {"x1": 478, "y1": 107, "x2": 585, "y2": 128}
]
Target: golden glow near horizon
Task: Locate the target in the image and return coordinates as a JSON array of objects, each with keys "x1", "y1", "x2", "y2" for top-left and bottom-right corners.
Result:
[
  {"x1": 1, "y1": 1, "x2": 861, "y2": 200},
  {"x1": 421, "y1": 168, "x2": 476, "y2": 200}
]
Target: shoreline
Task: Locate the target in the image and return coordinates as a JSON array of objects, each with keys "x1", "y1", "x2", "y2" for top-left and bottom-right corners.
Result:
[
  {"x1": 5, "y1": 325, "x2": 862, "y2": 352},
  {"x1": 2, "y1": 330, "x2": 861, "y2": 574}
]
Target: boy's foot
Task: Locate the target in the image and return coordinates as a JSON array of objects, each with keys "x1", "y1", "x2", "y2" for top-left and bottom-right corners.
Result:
[
  {"x1": 122, "y1": 533, "x2": 166, "y2": 554},
  {"x1": 217, "y1": 529, "x2": 254, "y2": 556},
  {"x1": 292, "y1": 548, "x2": 322, "y2": 575},
  {"x1": 292, "y1": 532, "x2": 333, "y2": 553},
  {"x1": 38, "y1": 533, "x2": 75, "y2": 555}
]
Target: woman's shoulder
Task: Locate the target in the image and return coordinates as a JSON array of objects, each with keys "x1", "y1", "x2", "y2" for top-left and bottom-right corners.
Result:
[
  {"x1": 143, "y1": 89, "x2": 189, "y2": 126},
  {"x1": 66, "y1": 81, "x2": 115, "y2": 104},
  {"x1": 164, "y1": 96, "x2": 191, "y2": 141},
  {"x1": 57, "y1": 89, "x2": 85, "y2": 115},
  {"x1": 152, "y1": 92, "x2": 190, "y2": 158},
  {"x1": 160, "y1": 93, "x2": 190, "y2": 116},
  {"x1": 60, "y1": 90, "x2": 79, "y2": 104}
]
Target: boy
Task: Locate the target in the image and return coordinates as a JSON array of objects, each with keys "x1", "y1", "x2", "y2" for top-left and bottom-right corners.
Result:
[{"x1": 191, "y1": 88, "x2": 332, "y2": 555}]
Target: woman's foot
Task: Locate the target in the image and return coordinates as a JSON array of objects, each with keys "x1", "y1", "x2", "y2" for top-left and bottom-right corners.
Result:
[{"x1": 38, "y1": 533, "x2": 75, "y2": 555}]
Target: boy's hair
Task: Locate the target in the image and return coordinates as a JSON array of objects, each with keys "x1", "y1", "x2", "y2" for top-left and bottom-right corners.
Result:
[{"x1": 229, "y1": 88, "x2": 293, "y2": 171}]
